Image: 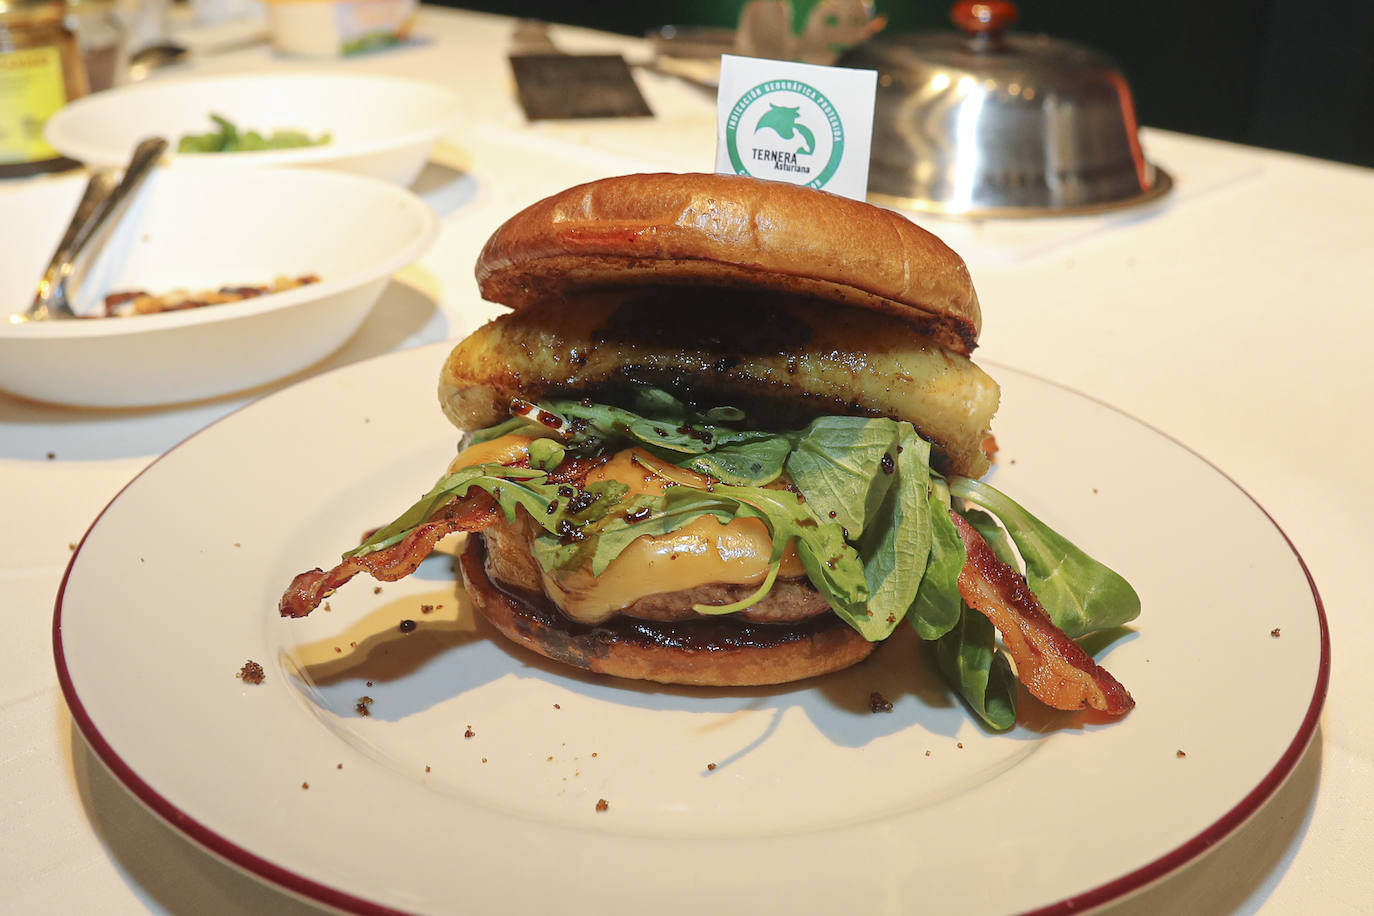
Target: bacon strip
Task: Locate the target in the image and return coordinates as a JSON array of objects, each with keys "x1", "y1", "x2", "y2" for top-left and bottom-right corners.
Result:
[
  {"x1": 951, "y1": 511, "x2": 1134, "y2": 716},
  {"x1": 278, "y1": 492, "x2": 500, "y2": 618},
  {"x1": 278, "y1": 458, "x2": 602, "y2": 620}
]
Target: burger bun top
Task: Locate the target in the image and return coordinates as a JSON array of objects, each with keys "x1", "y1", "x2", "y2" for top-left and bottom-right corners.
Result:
[{"x1": 475, "y1": 173, "x2": 982, "y2": 355}]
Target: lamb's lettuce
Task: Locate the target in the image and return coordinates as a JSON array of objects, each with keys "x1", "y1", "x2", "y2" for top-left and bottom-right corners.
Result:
[
  {"x1": 948, "y1": 476, "x2": 1140, "y2": 638},
  {"x1": 909, "y1": 478, "x2": 965, "y2": 640},
  {"x1": 934, "y1": 606, "x2": 1018, "y2": 730}
]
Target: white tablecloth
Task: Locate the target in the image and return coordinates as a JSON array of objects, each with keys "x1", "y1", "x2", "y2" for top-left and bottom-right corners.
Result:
[{"x1": 3, "y1": 7, "x2": 1371, "y2": 913}]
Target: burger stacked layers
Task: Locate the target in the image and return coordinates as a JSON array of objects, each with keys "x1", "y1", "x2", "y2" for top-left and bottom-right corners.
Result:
[{"x1": 280, "y1": 173, "x2": 1138, "y2": 728}]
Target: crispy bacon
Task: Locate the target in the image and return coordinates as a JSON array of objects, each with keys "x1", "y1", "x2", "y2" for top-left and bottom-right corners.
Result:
[
  {"x1": 950, "y1": 511, "x2": 1134, "y2": 716},
  {"x1": 278, "y1": 457, "x2": 602, "y2": 620},
  {"x1": 278, "y1": 492, "x2": 500, "y2": 618}
]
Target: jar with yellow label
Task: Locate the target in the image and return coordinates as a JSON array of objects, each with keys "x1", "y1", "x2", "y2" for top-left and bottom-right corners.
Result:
[{"x1": 0, "y1": 0, "x2": 89, "y2": 177}]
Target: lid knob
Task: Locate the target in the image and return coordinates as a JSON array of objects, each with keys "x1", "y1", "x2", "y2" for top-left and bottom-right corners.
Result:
[{"x1": 951, "y1": 1, "x2": 1018, "y2": 49}]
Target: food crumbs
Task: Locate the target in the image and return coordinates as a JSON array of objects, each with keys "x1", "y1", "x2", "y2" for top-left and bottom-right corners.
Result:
[
  {"x1": 355, "y1": 696, "x2": 373, "y2": 716},
  {"x1": 374, "y1": 587, "x2": 382, "y2": 595},
  {"x1": 420, "y1": 604, "x2": 435, "y2": 614},
  {"x1": 595, "y1": 799, "x2": 609, "y2": 812},
  {"x1": 366, "y1": 681, "x2": 374, "y2": 687},
  {"x1": 236, "y1": 660, "x2": 265, "y2": 684},
  {"x1": 481, "y1": 757, "x2": 488, "y2": 763},
  {"x1": 334, "y1": 647, "x2": 342, "y2": 654},
  {"x1": 337, "y1": 763, "x2": 343, "y2": 770},
  {"x1": 706, "y1": 763, "x2": 717, "y2": 771},
  {"x1": 301, "y1": 782, "x2": 309, "y2": 790},
  {"x1": 1271, "y1": 628, "x2": 1282, "y2": 638},
  {"x1": 1176, "y1": 749, "x2": 1187, "y2": 758},
  {"x1": 349, "y1": 641, "x2": 357, "y2": 648},
  {"x1": 425, "y1": 765, "x2": 431, "y2": 773},
  {"x1": 956, "y1": 742, "x2": 964, "y2": 749},
  {"x1": 868, "y1": 691, "x2": 893, "y2": 713},
  {"x1": 925, "y1": 750, "x2": 932, "y2": 757},
  {"x1": 46, "y1": 452, "x2": 55, "y2": 459},
  {"x1": 464, "y1": 726, "x2": 475, "y2": 738},
  {"x1": 591, "y1": 752, "x2": 598, "y2": 758},
  {"x1": 68, "y1": 542, "x2": 76, "y2": 550},
  {"x1": 546, "y1": 756, "x2": 554, "y2": 762},
  {"x1": 553, "y1": 703, "x2": 561, "y2": 709},
  {"x1": 323, "y1": 602, "x2": 332, "y2": 612}
]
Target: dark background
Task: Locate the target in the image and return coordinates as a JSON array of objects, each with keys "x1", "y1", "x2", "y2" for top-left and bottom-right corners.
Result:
[{"x1": 445, "y1": 0, "x2": 1374, "y2": 168}]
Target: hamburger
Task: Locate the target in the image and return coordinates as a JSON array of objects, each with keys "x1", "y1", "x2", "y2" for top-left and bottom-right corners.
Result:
[{"x1": 280, "y1": 173, "x2": 1138, "y2": 728}]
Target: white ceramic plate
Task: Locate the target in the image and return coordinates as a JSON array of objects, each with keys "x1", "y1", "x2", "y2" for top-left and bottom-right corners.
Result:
[
  {"x1": 45, "y1": 72, "x2": 461, "y2": 186},
  {"x1": 0, "y1": 168, "x2": 436, "y2": 407},
  {"x1": 54, "y1": 343, "x2": 1328, "y2": 915}
]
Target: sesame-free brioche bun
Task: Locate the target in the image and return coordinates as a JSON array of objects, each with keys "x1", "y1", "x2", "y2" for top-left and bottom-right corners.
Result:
[{"x1": 475, "y1": 172, "x2": 982, "y2": 355}]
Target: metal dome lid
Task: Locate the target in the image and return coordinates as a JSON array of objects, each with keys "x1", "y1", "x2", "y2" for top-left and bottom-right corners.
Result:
[{"x1": 842, "y1": 1, "x2": 1172, "y2": 217}]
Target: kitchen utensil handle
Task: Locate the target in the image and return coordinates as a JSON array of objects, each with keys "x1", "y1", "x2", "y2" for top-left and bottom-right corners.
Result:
[{"x1": 69, "y1": 137, "x2": 168, "y2": 256}]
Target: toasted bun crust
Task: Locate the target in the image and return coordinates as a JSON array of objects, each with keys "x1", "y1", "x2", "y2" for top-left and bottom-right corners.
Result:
[
  {"x1": 460, "y1": 535, "x2": 876, "y2": 687},
  {"x1": 476, "y1": 173, "x2": 981, "y2": 355}
]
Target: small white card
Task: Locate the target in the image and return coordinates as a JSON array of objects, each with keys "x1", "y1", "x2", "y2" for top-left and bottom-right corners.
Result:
[{"x1": 715, "y1": 54, "x2": 877, "y2": 201}]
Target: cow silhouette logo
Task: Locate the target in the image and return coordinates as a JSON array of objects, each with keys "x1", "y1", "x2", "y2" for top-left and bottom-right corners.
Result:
[
  {"x1": 756, "y1": 105, "x2": 816, "y2": 156},
  {"x1": 725, "y1": 80, "x2": 845, "y2": 189}
]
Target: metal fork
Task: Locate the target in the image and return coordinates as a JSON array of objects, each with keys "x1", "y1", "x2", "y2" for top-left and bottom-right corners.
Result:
[{"x1": 16, "y1": 137, "x2": 168, "y2": 323}]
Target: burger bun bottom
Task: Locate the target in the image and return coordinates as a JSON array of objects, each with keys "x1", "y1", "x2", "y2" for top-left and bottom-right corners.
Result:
[{"x1": 460, "y1": 534, "x2": 876, "y2": 687}]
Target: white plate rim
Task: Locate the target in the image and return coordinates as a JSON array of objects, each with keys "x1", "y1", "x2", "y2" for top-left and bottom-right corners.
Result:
[{"x1": 51, "y1": 345, "x2": 1331, "y2": 915}]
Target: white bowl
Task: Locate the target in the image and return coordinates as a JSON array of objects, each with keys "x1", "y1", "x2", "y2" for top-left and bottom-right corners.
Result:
[
  {"x1": 44, "y1": 72, "x2": 461, "y2": 186},
  {"x1": 0, "y1": 167, "x2": 438, "y2": 407}
]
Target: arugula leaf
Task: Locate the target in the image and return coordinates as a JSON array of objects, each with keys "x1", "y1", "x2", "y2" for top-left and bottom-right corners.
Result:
[
  {"x1": 464, "y1": 415, "x2": 530, "y2": 446},
  {"x1": 934, "y1": 606, "x2": 1018, "y2": 730},
  {"x1": 784, "y1": 416, "x2": 900, "y2": 539},
  {"x1": 698, "y1": 483, "x2": 873, "y2": 632},
  {"x1": 528, "y1": 438, "x2": 566, "y2": 471},
  {"x1": 674, "y1": 436, "x2": 792, "y2": 485},
  {"x1": 948, "y1": 476, "x2": 1141, "y2": 637},
  {"x1": 909, "y1": 478, "x2": 965, "y2": 640},
  {"x1": 345, "y1": 464, "x2": 560, "y2": 560},
  {"x1": 582, "y1": 490, "x2": 736, "y2": 576}
]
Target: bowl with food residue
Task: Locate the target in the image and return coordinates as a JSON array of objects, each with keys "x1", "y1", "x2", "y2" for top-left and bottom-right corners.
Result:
[
  {"x1": 44, "y1": 72, "x2": 460, "y2": 186},
  {"x1": 0, "y1": 166, "x2": 437, "y2": 407}
]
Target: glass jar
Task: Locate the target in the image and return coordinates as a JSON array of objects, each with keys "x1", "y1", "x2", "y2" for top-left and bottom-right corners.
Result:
[
  {"x1": 0, "y1": 0, "x2": 88, "y2": 176},
  {"x1": 64, "y1": 0, "x2": 124, "y2": 92}
]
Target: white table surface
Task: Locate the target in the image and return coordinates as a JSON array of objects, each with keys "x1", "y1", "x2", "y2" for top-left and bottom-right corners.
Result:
[{"x1": 3, "y1": 6, "x2": 1370, "y2": 914}]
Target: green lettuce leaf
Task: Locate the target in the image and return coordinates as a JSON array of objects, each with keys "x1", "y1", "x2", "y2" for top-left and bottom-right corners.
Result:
[
  {"x1": 345, "y1": 464, "x2": 561, "y2": 560},
  {"x1": 854, "y1": 425, "x2": 934, "y2": 635},
  {"x1": 948, "y1": 476, "x2": 1140, "y2": 637},
  {"x1": 783, "y1": 415, "x2": 900, "y2": 539},
  {"x1": 934, "y1": 606, "x2": 1018, "y2": 730},
  {"x1": 909, "y1": 478, "x2": 965, "y2": 640},
  {"x1": 675, "y1": 436, "x2": 792, "y2": 486}
]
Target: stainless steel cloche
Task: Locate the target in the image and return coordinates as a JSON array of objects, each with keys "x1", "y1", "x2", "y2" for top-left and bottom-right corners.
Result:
[{"x1": 841, "y1": 1, "x2": 1171, "y2": 216}]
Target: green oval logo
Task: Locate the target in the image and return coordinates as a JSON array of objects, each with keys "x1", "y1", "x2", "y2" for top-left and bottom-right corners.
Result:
[{"x1": 725, "y1": 79, "x2": 845, "y2": 189}]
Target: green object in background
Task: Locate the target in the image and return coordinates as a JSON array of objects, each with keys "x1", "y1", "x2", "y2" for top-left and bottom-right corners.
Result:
[{"x1": 176, "y1": 114, "x2": 332, "y2": 154}]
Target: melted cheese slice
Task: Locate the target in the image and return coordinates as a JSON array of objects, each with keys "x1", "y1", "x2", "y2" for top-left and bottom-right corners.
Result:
[{"x1": 452, "y1": 435, "x2": 806, "y2": 624}]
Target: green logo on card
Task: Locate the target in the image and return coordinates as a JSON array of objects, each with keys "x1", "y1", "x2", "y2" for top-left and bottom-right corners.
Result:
[{"x1": 726, "y1": 80, "x2": 844, "y2": 189}]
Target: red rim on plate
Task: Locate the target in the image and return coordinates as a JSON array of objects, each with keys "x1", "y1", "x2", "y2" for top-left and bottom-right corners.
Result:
[{"x1": 52, "y1": 353, "x2": 1330, "y2": 915}]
